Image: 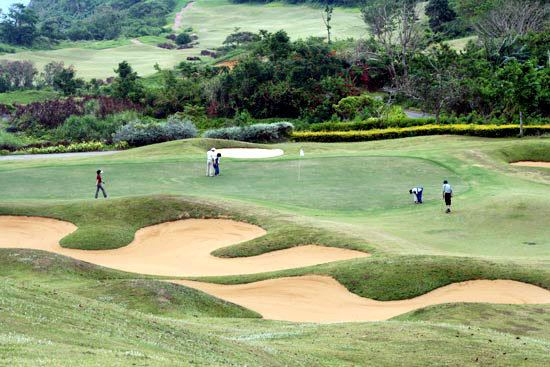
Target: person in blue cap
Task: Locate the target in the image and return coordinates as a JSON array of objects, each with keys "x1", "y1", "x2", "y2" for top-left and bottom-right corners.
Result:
[{"x1": 409, "y1": 186, "x2": 423, "y2": 204}]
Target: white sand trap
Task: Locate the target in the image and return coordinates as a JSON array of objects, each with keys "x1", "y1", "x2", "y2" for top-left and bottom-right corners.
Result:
[
  {"x1": 172, "y1": 275, "x2": 550, "y2": 323},
  {"x1": 511, "y1": 161, "x2": 550, "y2": 168},
  {"x1": 216, "y1": 148, "x2": 284, "y2": 159},
  {"x1": 0, "y1": 216, "x2": 368, "y2": 277}
]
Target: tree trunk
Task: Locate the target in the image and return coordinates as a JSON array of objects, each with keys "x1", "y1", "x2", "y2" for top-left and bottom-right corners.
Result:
[{"x1": 519, "y1": 111, "x2": 524, "y2": 137}]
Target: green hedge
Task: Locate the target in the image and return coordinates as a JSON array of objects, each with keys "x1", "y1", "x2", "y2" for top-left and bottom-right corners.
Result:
[
  {"x1": 292, "y1": 124, "x2": 550, "y2": 142},
  {"x1": 309, "y1": 117, "x2": 550, "y2": 132}
]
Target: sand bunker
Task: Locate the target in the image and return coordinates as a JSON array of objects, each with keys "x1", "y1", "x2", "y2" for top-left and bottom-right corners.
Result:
[
  {"x1": 172, "y1": 275, "x2": 550, "y2": 323},
  {"x1": 0, "y1": 216, "x2": 368, "y2": 277},
  {"x1": 217, "y1": 148, "x2": 284, "y2": 159},
  {"x1": 511, "y1": 161, "x2": 550, "y2": 168}
]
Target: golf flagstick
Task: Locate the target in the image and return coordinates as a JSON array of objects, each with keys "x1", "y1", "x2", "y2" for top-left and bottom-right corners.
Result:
[{"x1": 298, "y1": 149, "x2": 304, "y2": 181}]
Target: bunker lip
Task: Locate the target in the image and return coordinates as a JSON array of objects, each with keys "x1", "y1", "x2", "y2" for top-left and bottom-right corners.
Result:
[
  {"x1": 171, "y1": 275, "x2": 550, "y2": 323},
  {"x1": 216, "y1": 148, "x2": 284, "y2": 159},
  {"x1": 510, "y1": 161, "x2": 550, "y2": 168},
  {"x1": 0, "y1": 216, "x2": 368, "y2": 277}
]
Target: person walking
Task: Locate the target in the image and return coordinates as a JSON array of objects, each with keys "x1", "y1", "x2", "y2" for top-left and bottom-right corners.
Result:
[
  {"x1": 442, "y1": 180, "x2": 453, "y2": 213},
  {"x1": 206, "y1": 148, "x2": 216, "y2": 176},
  {"x1": 95, "y1": 169, "x2": 107, "y2": 199}
]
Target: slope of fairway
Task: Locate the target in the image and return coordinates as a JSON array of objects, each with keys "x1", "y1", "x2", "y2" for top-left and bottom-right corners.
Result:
[
  {"x1": 0, "y1": 45, "x2": 189, "y2": 80},
  {"x1": 184, "y1": 0, "x2": 366, "y2": 46}
]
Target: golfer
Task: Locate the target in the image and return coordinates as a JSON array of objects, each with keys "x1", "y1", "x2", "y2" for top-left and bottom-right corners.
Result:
[
  {"x1": 206, "y1": 148, "x2": 216, "y2": 177},
  {"x1": 442, "y1": 180, "x2": 453, "y2": 213},
  {"x1": 95, "y1": 169, "x2": 107, "y2": 199},
  {"x1": 409, "y1": 186, "x2": 423, "y2": 204},
  {"x1": 214, "y1": 152, "x2": 221, "y2": 176}
]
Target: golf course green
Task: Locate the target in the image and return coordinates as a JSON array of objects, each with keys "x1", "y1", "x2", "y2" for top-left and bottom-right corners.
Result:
[{"x1": 1, "y1": 135, "x2": 549, "y2": 366}]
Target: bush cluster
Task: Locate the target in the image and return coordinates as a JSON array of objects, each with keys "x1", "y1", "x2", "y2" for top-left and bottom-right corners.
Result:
[
  {"x1": 112, "y1": 117, "x2": 198, "y2": 146},
  {"x1": 292, "y1": 124, "x2": 550, "y2": 142},
  {"x1": 53, "y1": 111, "x2": 137, "y2": 143},
  {"x1": 203, "y1": 122, "x2": 294, "y2": 143},
  {"x1": 11, "y1": 96, "x2": 141, "y2": 130},
  {"x1": 16, "y1": 141, "x2": 128, "y2": 155}
]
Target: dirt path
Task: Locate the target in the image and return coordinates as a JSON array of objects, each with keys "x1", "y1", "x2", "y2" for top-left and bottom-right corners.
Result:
[
  {"x1": 172, "y1": 275, "x2": 550, "y2": 323},
  {"x1": 130, "y1": 39, "x2": 144, "y2": 46},
  {"x1": 173, "y1": 1, "x2": 195, "y2": 31},
  {"x1": 510, "y1": 161, "x2": 550, "y2": 168},
  {"x1": 0, "y1": 216, "x2": 369, "y2": 277},
  {"x1": 0, "y1": 151, "x2": 118, "y2": 161}
]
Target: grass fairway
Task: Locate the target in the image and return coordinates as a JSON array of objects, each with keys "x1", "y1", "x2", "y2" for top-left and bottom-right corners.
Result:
[
  {"x1": 1, "y1": 135, "x2": 550, "y2": 365},
  {"x1": 0, "y1": 0, "x2": 366, "y2": 79}
]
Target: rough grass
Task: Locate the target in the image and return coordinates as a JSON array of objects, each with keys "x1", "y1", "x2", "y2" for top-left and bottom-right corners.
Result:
[{"x1": 0, "y1": 89, "x2": 58, "y2": 104}]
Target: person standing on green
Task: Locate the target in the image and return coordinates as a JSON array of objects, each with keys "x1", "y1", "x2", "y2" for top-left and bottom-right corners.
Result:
[{"x1": 442, "y1": 180, "x2": 453, "y2": 213}]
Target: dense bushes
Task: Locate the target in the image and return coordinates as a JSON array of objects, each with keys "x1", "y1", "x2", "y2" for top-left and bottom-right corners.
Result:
[
  {"x1": 16, "y1": 141, "x2": 128, "y2": 154},
  {"x1": 11, "y1": 96, "x2": 141, "y2": 130},
  {"x1": 292, "y1": 125, "x2": 550, "y2": 142},
  {"x1": 203, "y1": 122, "x2": 294, "y2": 143},
  {"x1": 53, "y1": 111, "x2": 136, "y2": 142},
  {"x1": 112, "y1": 117, "x2": 197, "y2": 146}
]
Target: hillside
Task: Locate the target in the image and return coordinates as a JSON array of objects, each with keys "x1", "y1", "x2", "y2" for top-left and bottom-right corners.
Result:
[{"x1": 28, "y1": 0, "x2": 180, "y2": 40}]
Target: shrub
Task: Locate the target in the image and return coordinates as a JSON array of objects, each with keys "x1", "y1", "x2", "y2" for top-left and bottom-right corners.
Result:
[
  {"x1": 292, "y1": 124, "x2": 550, "y2": 142},
  {"x1": 157, "y1": 43, "x2": 176, "y2": 49},
  {"x1": 53, "y1": 111, "x2": 137, "y2": 143},
  {"x1": 112, "y1": 117, "x2": 198, "y2": 146},
  {"x1": 175, "y1": 33, "x2": 192, "y2": 45},
  {"x1": 333, "y1": 94, "x2": 384, "y2": 120},
  {"x1": 203, "y1": 122, "x2": 294, "y2": 143}
]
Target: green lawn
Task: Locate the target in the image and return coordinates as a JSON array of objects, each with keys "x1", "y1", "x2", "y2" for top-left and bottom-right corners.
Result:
[
  {"x1": 0, "y1": 89, "x2": 59, "y2": 104},
  {"x1": 1, "y1": 135, "x2": 550, "y2": 365}
]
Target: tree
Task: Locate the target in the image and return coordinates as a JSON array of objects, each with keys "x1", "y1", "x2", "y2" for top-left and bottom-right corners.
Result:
[
  {"x1": 361, "y1": 0, "x2": 424, "y2": 91},
  {"x1": 111, "y1": 61, "x2": 144, "y2": 102},
  {"x1": 474, "y1": 0, "x2": 549, "y2": 41},
  {"x1": 406, "y1": 45, "x2": 465, "y2": 123},
  {"x1": 425, "y1": 0, "x2": 457, "y2": 34},
  {"x1": 53, "y1": 66, "x2": 84, "y2": 96},
  {"x1": 0, "y1": 3, "x2": 38, "y2": 46},
  {"x1": 175, "y1": 32, "x2": 192, "y2": 45},
  {"x1": 41, "y1": 61, "x2": 66, "y2": 87},
  {"x1": 321, "y1": 5, "x2": 334, "y2": 44},
  {"x1": 223, "y1": 29, "x2": 260, "y2": 47}
]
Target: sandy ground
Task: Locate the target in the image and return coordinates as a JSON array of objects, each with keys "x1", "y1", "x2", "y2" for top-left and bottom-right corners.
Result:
[
  {"x1": 215, "y1": 60, "x2": 238, "y2": 71},
  {"x1": 510, "y1": 161, "x2": 550, "y2": 168},
  {"x1": 172, "y1": 275, "x2": 550, "y2": 323},
  {"x1": 0, "y1": 216, "x2": 368, "y2": 277},
  {"x1": 217, "y1": 148, "x2": 284, "y2": 159},
  {"x1": 173, "y1": 2, "x2": 195, "y2": 31}
]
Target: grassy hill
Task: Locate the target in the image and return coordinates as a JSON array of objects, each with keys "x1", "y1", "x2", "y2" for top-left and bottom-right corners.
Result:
[{"x1": 1, "y1": 135, "x2": 550, "y2": 365}]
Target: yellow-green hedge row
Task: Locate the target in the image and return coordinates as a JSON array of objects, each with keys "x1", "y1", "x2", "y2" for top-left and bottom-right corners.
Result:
[{"x1": 292, "y1": 124, "x2": 550, "y2": 142}]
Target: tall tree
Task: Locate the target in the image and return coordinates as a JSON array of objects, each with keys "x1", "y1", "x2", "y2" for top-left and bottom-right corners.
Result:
[
  {"x1": 321, "y1": 5, "x2": 334, "y2": 44},
  {"x1": 0, "y1": 3, "x2": 38, "y2": 46},
  {"x1": 111, "y1": 61, "x2": 144, "y2": 102},
  {"x1": 361, "y1": 0, "x2": 423, "y2": 91},
  {"x1": 426, "y1": 0, "x2": 457, "y2": 34}
]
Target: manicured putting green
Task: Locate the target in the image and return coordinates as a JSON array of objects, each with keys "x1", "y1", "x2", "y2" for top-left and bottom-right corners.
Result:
[{"x1": 0, "y1": 156, "x2": 464, "y2": 211}]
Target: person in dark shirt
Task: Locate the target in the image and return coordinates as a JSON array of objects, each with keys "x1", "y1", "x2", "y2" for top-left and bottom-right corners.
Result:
[
  {"x1": 214, "y1": 153, "x2": 221, "y2": 176},
  {"x1": 95, "y1": 169, "x2": 107, "y2": 199}
]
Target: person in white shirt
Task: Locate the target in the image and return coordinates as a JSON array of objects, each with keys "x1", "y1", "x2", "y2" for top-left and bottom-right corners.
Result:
[
  {"x1": 206, "y1": 148, "x2": 216, "y2": 176},
  {"x1": 442, "y1": 180, "x2": 453, "y2": 213},
  {"x1": 409, "y1": 186, "x2": 423, "y2": 204}
]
